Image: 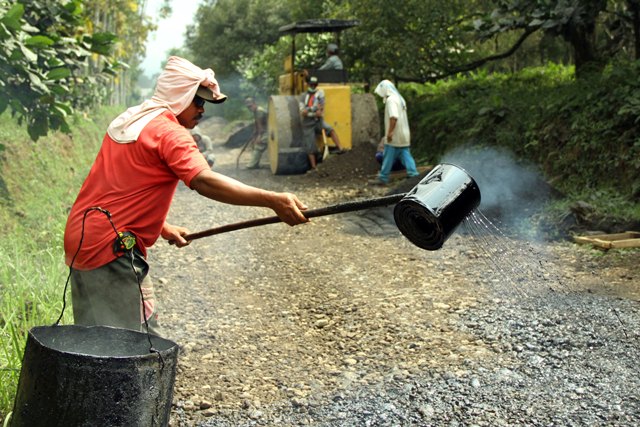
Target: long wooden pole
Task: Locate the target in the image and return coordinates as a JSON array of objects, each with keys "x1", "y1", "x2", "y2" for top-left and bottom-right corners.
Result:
[{"x1": 171, "y1": 193, "x2": 405, "y2": 244}]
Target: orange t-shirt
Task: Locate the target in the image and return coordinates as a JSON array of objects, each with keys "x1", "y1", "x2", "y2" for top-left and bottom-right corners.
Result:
[{"x1": 64, "y1": 111, "x2": 210, "y2": 270}]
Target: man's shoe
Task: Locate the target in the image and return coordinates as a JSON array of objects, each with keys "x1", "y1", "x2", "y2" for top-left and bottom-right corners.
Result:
[{"x1": 367, "y1": 179, "x2": 387, "y2": 186}]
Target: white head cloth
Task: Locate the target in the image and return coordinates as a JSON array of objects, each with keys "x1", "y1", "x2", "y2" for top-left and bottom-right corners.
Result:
[
  {"x1": 374, "y1": 79, "x2": 406, "y2": 109},
  {"x1": 107, "y1": 56, "x2": 224, "y2": 143}
]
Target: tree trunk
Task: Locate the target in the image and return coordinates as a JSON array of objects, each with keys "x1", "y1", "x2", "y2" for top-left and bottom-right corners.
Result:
[
  {"x1": 563, "y1": 1, "x2": 607, "y2": 77},
  {"x1": 628, "y1": 0, "x2": 640, "y2": 59},
  {"x1": 566, "y1": 22, "x2": 601, "y2": 76}
]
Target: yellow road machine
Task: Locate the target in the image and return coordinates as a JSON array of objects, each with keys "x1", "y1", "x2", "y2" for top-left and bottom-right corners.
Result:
[{"x1": 268, "y1": 19, "x2": 379, "y2": 174}]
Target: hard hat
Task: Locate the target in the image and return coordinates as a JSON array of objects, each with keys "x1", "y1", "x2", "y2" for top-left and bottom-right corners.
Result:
[{"x1": 327, "y1": 43, "x2": 338, "y2": 54}]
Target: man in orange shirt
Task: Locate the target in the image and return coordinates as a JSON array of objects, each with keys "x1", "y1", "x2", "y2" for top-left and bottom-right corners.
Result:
[{"x1": 64, "y1": 57, "x2": 308, "y2": 336}]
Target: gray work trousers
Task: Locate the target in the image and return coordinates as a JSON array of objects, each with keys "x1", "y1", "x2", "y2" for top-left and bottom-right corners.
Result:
[{"x1": 70, "y1": 250, "x2": 162, "y2": 336}]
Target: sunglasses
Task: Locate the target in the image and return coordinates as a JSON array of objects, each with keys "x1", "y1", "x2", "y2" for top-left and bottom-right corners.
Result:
[{"x1": 193, "y1": 95, "x2": 206, "y2": 108}]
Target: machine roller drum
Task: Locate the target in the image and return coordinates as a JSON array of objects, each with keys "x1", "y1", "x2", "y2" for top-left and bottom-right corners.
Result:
[{"x1": 268, "y1": 95, "x2": 309, "y2": 175}]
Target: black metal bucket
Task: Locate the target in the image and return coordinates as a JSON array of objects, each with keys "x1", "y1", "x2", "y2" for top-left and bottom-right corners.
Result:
[
  {"x1": 394, "y1": 163, "x2": 481, "y2": 250},
  {"x1": 10, "y1": 325, "x2": 179, "y2": 427}
]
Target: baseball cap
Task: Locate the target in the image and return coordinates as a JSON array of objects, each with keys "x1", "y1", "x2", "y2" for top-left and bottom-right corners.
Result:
[{"x1": 196, "y1": 86, "x2": 227, "y2": 104}]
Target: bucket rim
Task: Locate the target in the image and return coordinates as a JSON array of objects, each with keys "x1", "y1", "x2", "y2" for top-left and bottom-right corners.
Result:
[
  {"x1": 437, "y1": 162, "x2": 481, "y2": 189},
  {"x1": 28, "y1": 324, "x2": 179, "y2": 359}
]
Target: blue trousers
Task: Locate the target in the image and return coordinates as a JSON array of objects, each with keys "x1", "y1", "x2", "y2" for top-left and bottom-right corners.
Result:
[
  {"x1": 378, "y1": 145, "x2": 419, "y2": 183},
  {"x1": 375, "y1": 151, "x2": 405, "y2": 171}
]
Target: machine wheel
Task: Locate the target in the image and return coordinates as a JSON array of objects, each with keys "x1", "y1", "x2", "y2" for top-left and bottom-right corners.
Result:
[{"x1": 268, "y1": 95, "x2": 309, "y2": 175}]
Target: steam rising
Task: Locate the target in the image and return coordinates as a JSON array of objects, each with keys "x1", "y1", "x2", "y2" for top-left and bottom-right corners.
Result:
[{"x1": 441, "y1": 145, "x2": 552, "y2": 233}]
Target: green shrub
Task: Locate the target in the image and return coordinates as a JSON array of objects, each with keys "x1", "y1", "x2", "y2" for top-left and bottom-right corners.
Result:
[{"x1": 403, "y1": 62, "x2": 640, "y2": 223}]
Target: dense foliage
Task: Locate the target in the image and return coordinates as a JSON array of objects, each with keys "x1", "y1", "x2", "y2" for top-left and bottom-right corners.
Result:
[
  {"x1": 0, "y1": 0, "x2": 114, "y2": 140},
  {"x1": 0, "y1": 0, "x2": 161, "y2": 141},
  {"x1": 183, "y1": 0, "x2": 640, "y2": 96},
  {"x1": 403, "y1": 62, "x2": 639, "y2": 217}
]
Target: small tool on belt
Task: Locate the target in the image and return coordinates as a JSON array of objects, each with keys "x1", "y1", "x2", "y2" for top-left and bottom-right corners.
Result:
[{"x1": 113, "y1": 231, "x2": 137, "y2": 254}]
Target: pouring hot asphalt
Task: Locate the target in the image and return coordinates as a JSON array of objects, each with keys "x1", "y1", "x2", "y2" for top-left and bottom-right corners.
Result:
[{"x1": 171, "y1": 163, "x2": 481, "y2": 250}]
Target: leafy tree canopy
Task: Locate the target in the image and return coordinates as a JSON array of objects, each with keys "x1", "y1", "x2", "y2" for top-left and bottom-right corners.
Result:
[
  {"x1": 184, "y1": 0, "x2": 640, "y2": 97},
  {"x1": 0, "y1": 0, "x2": 118, "y2": 140},
  {"x1": 0, "y1": 0, "x2": 161, "y2": 141}
]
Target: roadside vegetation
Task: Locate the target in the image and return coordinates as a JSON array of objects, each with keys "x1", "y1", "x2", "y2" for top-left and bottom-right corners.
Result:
[
  {"x1": 0, "y1": 108, "x2": 115, "y2": 421},
  {"x1": 404, "y1": 62, "x2": 640, "y2": 236}
]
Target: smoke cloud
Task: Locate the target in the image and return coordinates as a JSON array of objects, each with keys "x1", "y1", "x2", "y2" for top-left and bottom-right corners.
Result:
[{"x1": 441, "y1": 145, "x2": 553, "y2": 233}]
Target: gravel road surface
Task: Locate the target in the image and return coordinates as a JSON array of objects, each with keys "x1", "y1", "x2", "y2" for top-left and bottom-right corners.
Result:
[{"x1": 153, "y1": 119, "x2": 639, "y2": 426}]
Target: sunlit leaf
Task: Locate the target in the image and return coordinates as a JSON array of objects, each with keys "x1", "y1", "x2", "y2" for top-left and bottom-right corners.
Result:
[
  {"x1": 19, "y1": 43, "x2": 37, "y2": 62},
  {"x1": 25, "y1": 35, "x2": 54, "y2": 48},
  {"x1": 46, "y1": 57, "x2": 64, "y2": 67},
  {"x1": 63, "y1": 0, "x2": 82, "y2": 15},
  {"x1": 0, "y1": 22, "x2": 11, "y2": 39},
  {"x1": 53, "y1": 102, "x2": 73, "y2": 116},
  {"x1": 46, "y1": 67, "x2": 71, "y2": 81},
  {"x1": 51, "y1": 84, "x2": 70, "y2": 96},
  {"x1": 88, "y1": 32, "x2": 117, "y2": 55},
  {"x1": 91, "y1": 32, "x2": 117, "y2": 44},
  {"x1": 1, "y1": 3, "x2": 24, "y2": 31},
  {"x1": 27, "y1": 71, "x2": 49, "y2": 93},
  {"x1": 21, "y1": 23, "x2": 39, "y2": 33}
]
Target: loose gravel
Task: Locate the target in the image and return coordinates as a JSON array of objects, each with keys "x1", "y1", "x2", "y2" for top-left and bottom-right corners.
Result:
[{"x1": 151, "y1": 119, "x2": 639, "y2": 426}]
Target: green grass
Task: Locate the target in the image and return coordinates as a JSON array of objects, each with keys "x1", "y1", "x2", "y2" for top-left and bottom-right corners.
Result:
[
  {"x1": 0, "y1": 244, "x2": 72, "y2": 413},
  {"x1": 0, "y1": 108, "x2": 117, "y2": 422}
]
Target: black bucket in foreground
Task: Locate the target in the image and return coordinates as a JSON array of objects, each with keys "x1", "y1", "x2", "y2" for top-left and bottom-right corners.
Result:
[
  {"x1": 11, "y1": 325, "x2": 179, "y2": 427},
  {"x1": 394, "y1": 163, "x2": 481, "y2": 250}
]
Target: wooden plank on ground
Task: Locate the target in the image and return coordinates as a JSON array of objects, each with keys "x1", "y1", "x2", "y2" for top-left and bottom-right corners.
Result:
[{"x1": 573, "y1": 231, "x2": 640, "y2": 250}]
